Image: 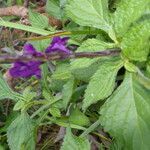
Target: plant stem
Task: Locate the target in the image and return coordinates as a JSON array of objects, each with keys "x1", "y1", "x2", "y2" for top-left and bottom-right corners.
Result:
[
  {"x1": 21, "y1": 30, "x2": 103, "y2": 41},
  {"x1": 0, "y1": 48, "x2": 121, "y2": 64},
  {"x1": 30, "y1": 99, "x2": 61, "y2": 119}
]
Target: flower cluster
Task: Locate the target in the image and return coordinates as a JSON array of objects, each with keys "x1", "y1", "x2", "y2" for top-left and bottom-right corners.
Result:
[{"x1": 9, "y1": 37, "x2": 71, "y2": 79}]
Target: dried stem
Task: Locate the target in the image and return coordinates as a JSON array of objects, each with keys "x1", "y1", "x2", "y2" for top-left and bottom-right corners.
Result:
[
  {"x1": 0, "y1": 48, "x2": 121, "y2": 64},
  {"x1": 0, "y1": 5, "x2": 28, "y2": 17},
  {"x1": 24, "y1": 0, "x2": 30, "y2": 8}
]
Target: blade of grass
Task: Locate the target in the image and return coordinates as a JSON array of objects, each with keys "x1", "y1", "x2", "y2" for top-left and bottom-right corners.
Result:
[{"x1": 0, "y1": 20, "x2": 53, "y2": 35}]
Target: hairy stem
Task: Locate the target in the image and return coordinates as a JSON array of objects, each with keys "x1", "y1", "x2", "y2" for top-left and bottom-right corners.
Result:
[{"x1": 0, "y1": 48, "x2": 121, "y2": 64}]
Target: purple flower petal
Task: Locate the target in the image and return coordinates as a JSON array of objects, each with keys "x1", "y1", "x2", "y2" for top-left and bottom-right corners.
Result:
[
  {"x1": 23, "y1": 44, "x2": 43, "y2": 57},
  {"x1": 9, "y1": 61, "x2": 41, "y2": 78},
  {"x1": 51, "y1": 37, "x2": 69, "y2": 45},
  {"x1": 45, "y1": 36, "x2": 71, "y2": 55},
  {"x1": 9, "y1": 43, "x2": 43, "y2": 79},
  {"x1": 23, "y1": 44, "x2": 37, "y2": 55}
]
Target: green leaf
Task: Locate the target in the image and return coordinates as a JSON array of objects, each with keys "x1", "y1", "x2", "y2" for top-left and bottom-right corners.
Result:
[
  {"x1": 46, "y1": 0, "x2": 65, "y2": 19},
  {"x1": 42, "y1": 89, "x2": 54, "y2": 101},
  {"x1": 49, "y1": 107, "x2": 61, "y2": 117},
  {"x1": 50, "y1": 63, "x2": 72, "y2": 91},
  {"x1": 146, "y1": 60, "x2": 150, "y2": 78},
  {"x1": 0, "y1": 74, "x2": 23, "y2": 101},
  {"x1": 69, "y1": 108, "x2": 90, "y2": 127},
  {"x1": 100, "y1": 72, "x2": 150, "y2": 149},
  {"x1": 14, "y1": 87, "x2": 37, "y2": 111},
  {"x1": 48, "y1": 117, "x2": 86, "y2": 130},
  {"x1": 71, "y1": 39, "x2": 115, "y2": 70},
  {"x1": 124, "y1": 61, "x2": 137, "y2": 73},
  {"x1": 62, "y1": 77, "x2": 75, "y2": 109},
  {"x1": 0, "y1": 145, "x2": 4, "y2": 150},
  {"x1": 22, "y1": 87, "x2": 36, "y2": 102},
  {"x1": 7, "y1": 113, "x2": 36, "y2": 150},
  {"x1": 72, "y1": 59, "x2": 102, "y2": 82},
  {"x1": 29, "y1": 10, "x2": 49, "y2": 29},
  {"x1": 136, "y1": 69, "x2": 150, "y2": 90},
  {"x1": 121, "y1": 19, "x2": 150, "y2": 61},
  {"x1": 52, "y1": 63, "x2": 72, "y2": 80},
  {"x1": 82, "y1": 59, "x2": 123, "y2": 111},
  {"x1": 80, "y1": 118, "x2": 101, "y2": 137},
  {"x1": 113, "y1": 0, "x2": 149, "y2": 37},
  {"x1": 61, "y1": 128, "x2": 90, "y2": 150},
  {"x1": 66, "y1": 0, "x2": 116, "y2": 40},
  {"x1": 0, "y1": 20, "x2": 53, "y2": 35}
]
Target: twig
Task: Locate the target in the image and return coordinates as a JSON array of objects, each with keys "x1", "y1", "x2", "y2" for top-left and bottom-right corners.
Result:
[
  {"x1": 0, "y1": 48, "x2": 121, "y2": 64},
  {"x1": 0, "y1": 5, "x2": 28, "y2": 17},
  {"x1": 24, "y1": 0, "x2": 30, "y2": 8}
]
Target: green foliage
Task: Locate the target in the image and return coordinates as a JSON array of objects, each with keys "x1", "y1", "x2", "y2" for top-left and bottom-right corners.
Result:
[
  {"x1": 71, "y1": 39, "x2": 115, "y2": 70},
  {"x1": 13, "y1": 87, "x2": 37, "y2": 111},
  {"x1": 7, "y1": 113, "x2": 36, "y2": 150},
  {"x1": 50, "y1": 63, "x2": 72, "y2": 91},
  {"x1": 49, "y1": 107, "x2": 61, "y2": 117},
  {"x1": 66, "y1": 0, "x2": 116, "y2": 41},
  {"x1": 71, "y1": 39, "x2": 117, "y2": 82},
  {"x1": 82, "y1": 59, "x2": 123, "y2": 110},
  {"x1": 100, "y1": 73, "x2": 150, "y2": 149},
  {"x1": 62, "y1": 77, "x2": 75, "y2": 109},
  {"x1": 61, "y1": 128, "x2": 90, "y2": 150},
  {"x1": 0, "y1": 74, "x2": 23, "y2": 101},
  {"x1": 0, "y1": 20, "x2": 53, "y2": 35},
  {"x1": 113, "y1": 0, "x2": 149, "y2": 37},
  {"x1": 69, "y1": 108, "x2": 90, "y2": 127},
  {"x1": 29, "y1": 10, "x2": 49, "y2": 29},
  {"x1": 0, "y1": 0, "x2": 150, "y2": 149},
  {"x1": 46, "y1": 0, "x2": 67, "y2": 19},
  {"x1": 121, "y1": 19, "x2": 150, "y2": 61}
]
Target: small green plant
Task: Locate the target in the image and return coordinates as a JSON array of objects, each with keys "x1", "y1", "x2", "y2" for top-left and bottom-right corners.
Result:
[{"x1": 0, "y1": 0, "x2": 149, "y2": 149}]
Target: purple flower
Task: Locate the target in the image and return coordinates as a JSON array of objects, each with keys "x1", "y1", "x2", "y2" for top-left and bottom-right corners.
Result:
[
  {"x1": 45, "y1": 37, "x2": 71, "y2": 55},
  {"x1": 9, "y1": 44, "x2": 43, "y2": 79},
  {"x1": 9, "y1": 36, "x2": 71, "y2": 79},
  {"x1": 9, "y1": 61, "x2": 41, "y2": 78}
]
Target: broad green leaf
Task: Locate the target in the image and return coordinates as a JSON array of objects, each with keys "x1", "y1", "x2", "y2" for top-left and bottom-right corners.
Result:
[
  {"x1": 69, "y1": 108, "x2": 90, "y2": 127},
  {"x1": 82, "y1": 59, "x2": 123, "y2": 111},
  {"x1": 61, "y1": 128, "x2": 90, "y2": 150},
  {"x1": 46, "y1": 0, "x2": 62, "y2": 19},
  {"x1": 72, "y1": 59, "x2": 103, "y2": 82},
  {"x1": 0, "y1": 74, "x2": 23, "y2": 101},
  {"x1": 100, "y1": 72, "x2": 150, "y2": 149},
  {"x1": 7, "y1": 113, "x2": 36, "y2": 150},
  {"x1": 113, "y1": 0, "x2": 149, "y2": 37},
  {"x1": 121, "y1": 19, "x2": 150, "y2": 61},
  {"x1": 62, "y1": 77, "x2": 75, "y2": 109},
  {"x1": 71, "y1": 39, "x2": 116, "y2": 70},
  {"x1": 66, "y1": 0, "x2": 116, "y2": 40},
  {"x1": 29, "y1": 10, "x2": 49, "y2": 29}
]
